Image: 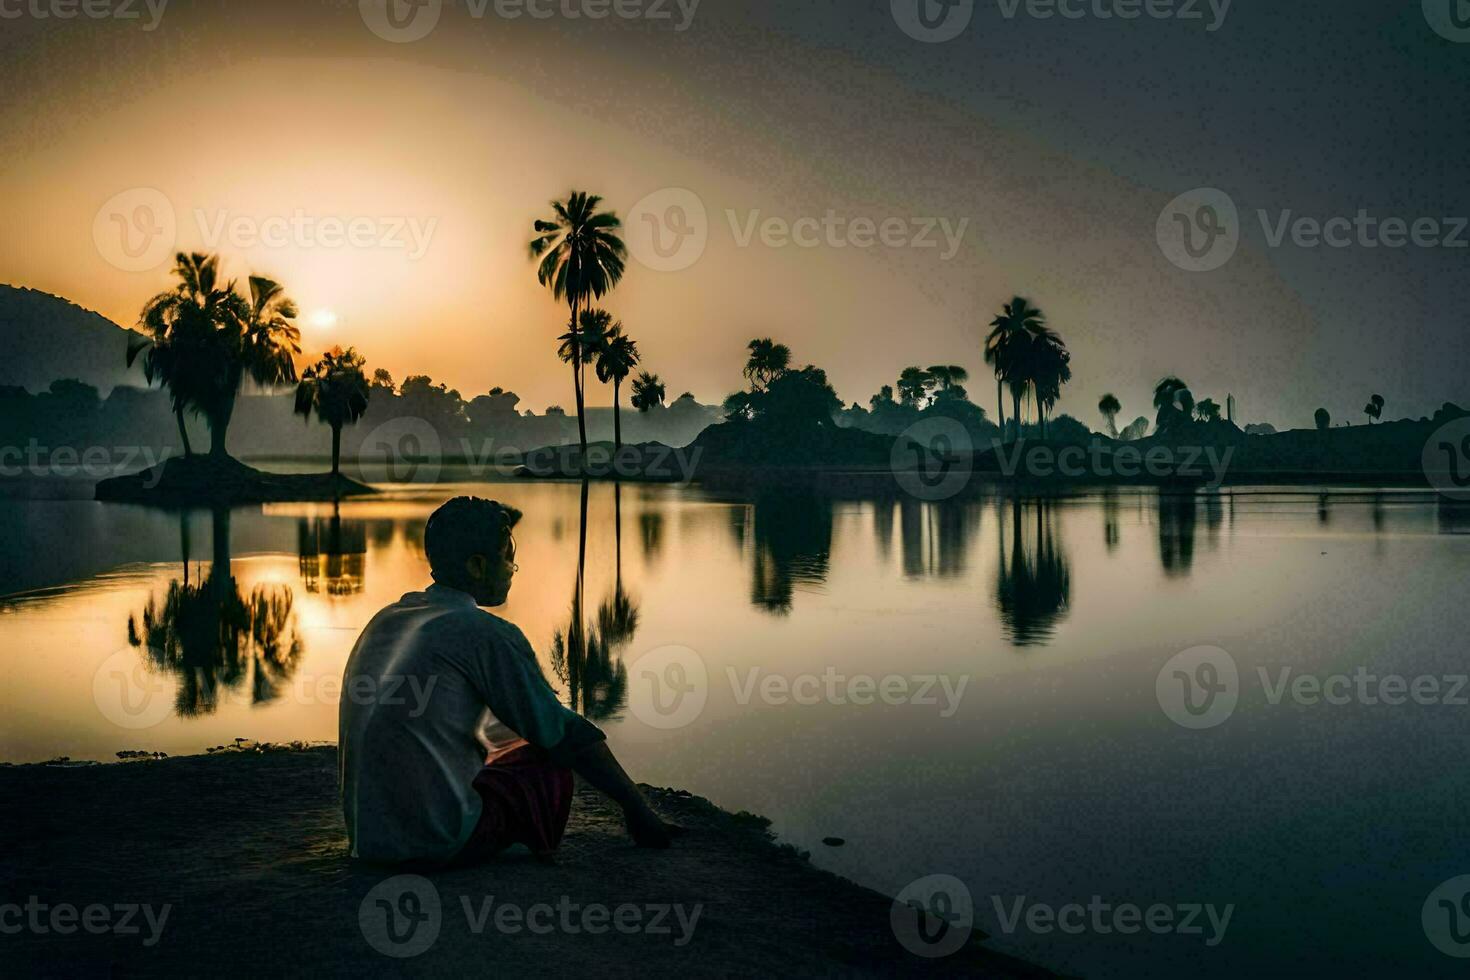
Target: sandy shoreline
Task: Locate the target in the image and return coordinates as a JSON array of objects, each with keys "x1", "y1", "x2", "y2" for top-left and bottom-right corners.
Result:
[{"x1": 0, "y1": 748, "x2": 1054, "y2": 977}]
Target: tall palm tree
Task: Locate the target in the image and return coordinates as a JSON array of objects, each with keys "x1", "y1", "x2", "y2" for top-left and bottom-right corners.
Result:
[
  {"x1": 594, "y1": 325, "x2": 640, "y2": 450},
  {"x1": 987, "y1": 297, "x2": 1045, "y2": 440},
  {"x1": 530, "y1": 192, "x2": 627, "y2": 455},
  {"x1": 743, "y1": 338, "x2": 791, "y2": 391},
  {"x1": 130, "y1": 252, "x2": 236, "y2": 457},
  {"x1": 1030, "y1": 337, "x2": 1072, "y2": 439},
  {"x1": 293, "y1": 347, "x2": 371, "y2": 476},
  {"x1": 1098, "y1": 393, "x2": 1122, "y2": 438},
  {"x1": 220, "y1": 275, "x2": 301, "y2": 455},
  {"x1": 630, "y1": 371, "x2": 666, "y2": 413},
  {"x1": 558, "y1": 309, "x2": 613, "y2": 449},
  {"x1": 131, "y1": 254, "x2": 300, "y2": 459}
]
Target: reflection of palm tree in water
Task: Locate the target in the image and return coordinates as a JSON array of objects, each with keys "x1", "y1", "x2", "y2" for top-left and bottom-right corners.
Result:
[
  {"x1": 1157, "y1": 492, "x2": 1198, "y2": 577},
  {"x1": 897, "y1": 497, "x2": 978, "y2": 579},
  {"x1": 297, "y1": 503, "x2": 368, "y2": 595},
  {"x1": 551, "y1": 482, "x2": 631, "y2": 721},
  {"x1": 1102, "y1": 489, "x2": 1121, "y2": 551},
  {"x1": 127, "y1": 508, "x2": 303, "y2": 717},
  {"x1": 750, "y1": 492, "x2": 833, "y2": 615},
  {"x1": 994, "y1": 496, "x2": 1071, "y2": 647}
]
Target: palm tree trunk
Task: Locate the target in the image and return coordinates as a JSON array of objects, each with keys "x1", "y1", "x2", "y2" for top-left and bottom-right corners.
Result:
[
  {"x1": 569, "y1": 299, "x2": 588, "y2": 455},
  {"x1": 613, "y1": 379, "x2": 622, "y2": 451},
  {"x1": 330, "y1": 424, "x2": 342, "y2": 476},
  {"x1": 175, "y1": 406, "x2": 193, "y2": 458},
  {"x1": 208, "y1": 391, "x2": 236, "y2": 458},
  {"x1": 996, "y1": 379, "x2": 1005, "y2": 434}
]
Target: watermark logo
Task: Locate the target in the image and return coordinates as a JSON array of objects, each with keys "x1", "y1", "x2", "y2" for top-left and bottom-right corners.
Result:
[
  {"x1": 0, "y1": 0, "x2": 169, "y2": 30},
  {"x1": 359, "y1": 0, "x2": 442, "y2": 42},
  {"x1": 1425, "y1": 875, "x2": 1470, "y2": 958},
  {"x1": 1157, "y1": 188, "x2": 1240, "y2": 272},
  {"x1": 1423, "y1": 418, "x2": 1470, "y2": 501},
  {"x1": 626, "y1": 188, "x2": 708, "y2": 273},
  {"x1": 628, "y1": 644, "x2": 708, "y2": 729},
  {"x1": 193, "y1": 209, "x2": 438, "y2": 259},
  {"x1": 891, "y1": 874, "x2": 974, "y2": 958},
  {"x1": 892, "y1": 418, "x2": 974, "y2": 501},
  {"x1": 358, "y1": 416, "x2": 443, "y2": 484},
  {"x1": 1424, "y1": 0, "x2": 1470, "y2": 42},
  {"x1": 360, "y1": 875, "x2": 442, "y2": 958},
  {"x1": 892, "y1": 0, "x2": 974, "y2": 42},
  {"x1": 0, "y1": 898, "x2": 171, "y2": 946},
  {"x1": 94, "y1": 187, "x2": 176, "y2": 272},
  {"x1": 727, "y1": 667, "x2": 969, "y2": 717},
  {"x1": 1156, "y1": 645, "x2": 1238, "y2": 729},
  {"x1": 990, "y1": 895, "x2": 1233, "y2": 947},
  {"x1": 93, "y1": 648, "x2": 173, "y2": 730}
]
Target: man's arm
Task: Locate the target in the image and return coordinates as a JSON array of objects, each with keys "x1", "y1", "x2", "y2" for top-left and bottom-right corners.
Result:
[{"x1": 564, "y1": 741, "x2": 682, "y2": 848}]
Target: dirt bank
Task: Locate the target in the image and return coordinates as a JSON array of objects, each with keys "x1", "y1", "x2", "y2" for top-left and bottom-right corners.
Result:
[{"x1": 0, "y1": 748, "x2": 1053, "y2": 977}]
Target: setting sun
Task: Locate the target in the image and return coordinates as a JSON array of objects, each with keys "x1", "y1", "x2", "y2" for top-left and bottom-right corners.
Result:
[{"x1": 307, "y1": 309, "x2": 338, "y2": 330}]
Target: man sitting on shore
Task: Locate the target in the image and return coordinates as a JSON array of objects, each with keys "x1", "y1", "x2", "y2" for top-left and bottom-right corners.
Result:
[{"x1": 340, "y1": 496, "x2": 679, "y2": 866}]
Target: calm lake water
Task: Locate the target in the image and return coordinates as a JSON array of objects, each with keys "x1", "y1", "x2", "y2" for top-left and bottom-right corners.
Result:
[{"x1": 2, "y1": 475, "x2": 1468, "y2": 977}]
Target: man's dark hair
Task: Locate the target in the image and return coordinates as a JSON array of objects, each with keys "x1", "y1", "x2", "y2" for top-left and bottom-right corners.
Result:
[{"x1": 423, "y1": 496, "x2": 522, "y2": 585}]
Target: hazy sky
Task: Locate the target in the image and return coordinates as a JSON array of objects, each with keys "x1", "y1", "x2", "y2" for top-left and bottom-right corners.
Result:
[{"x1": 1, "y1": 0, "x2": 1466, "y2": 427}]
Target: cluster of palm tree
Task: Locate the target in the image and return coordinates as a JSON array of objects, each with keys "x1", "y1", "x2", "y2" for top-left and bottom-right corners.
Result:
[
  {"x1": 531, "y1": 192, "x2": 665, "y2": 455},
  {"x1": 896, "y1": 364, "x2": 969, "y2": 407},
  {"x1": 129, "y1": 252, "x2": 303, "y2": 458},
  {"x1": 983, "y1": 297, "x2": 1072, "y2": 440}
]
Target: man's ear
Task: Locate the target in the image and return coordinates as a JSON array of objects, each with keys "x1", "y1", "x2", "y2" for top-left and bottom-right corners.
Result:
[{"x1": 465, "y1": 554, "x2": 488, "y2": 582}]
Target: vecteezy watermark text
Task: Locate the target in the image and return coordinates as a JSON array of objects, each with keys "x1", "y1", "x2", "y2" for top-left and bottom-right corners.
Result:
[
  {"x1": 358, "y1": 0, "x2": 700, "y2": 44},
  {"x1": 0, "y1": 443, "x2": 173, "y2": 485},
  {"x1": 995, "y1": 440, "x2": 1234, "y2": 485},
  {"x1": 626, "y1": 645, "x2": 971, "y2": 729},
  {"x1": 990, "y1": 895, "x2": 1234, "y2": 947},
  {"x1": 622, "y1": 187, "x2": 971, "y2": 272},
  {"x1": 358, "y1": 876, "x2": 700, "y2": 958},
  {"x1": 0, "y1": 898, "x2": 171, "y2": 946},
  {"x1": 891, "y1": 0, "x2": 1231, "y2": 44},
  {"x1": 0, "y1": 0, "x2": 168, "y2": 29},
  {"x1": 1158, "y1": 188, "x2": 1469, "y2": 272}
]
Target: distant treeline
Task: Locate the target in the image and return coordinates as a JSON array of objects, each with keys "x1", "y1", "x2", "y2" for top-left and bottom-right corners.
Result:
[{"x1": 0, "y1": 375, "x2": 723, "y2": 463}]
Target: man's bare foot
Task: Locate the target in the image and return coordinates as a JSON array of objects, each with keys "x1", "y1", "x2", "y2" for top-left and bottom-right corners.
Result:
[{"x1": 626, "y1": 807, "x2": 685, "y2": 848}]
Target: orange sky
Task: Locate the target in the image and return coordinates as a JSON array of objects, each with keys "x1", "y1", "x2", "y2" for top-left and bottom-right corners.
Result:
[{"x1": 2, "y1": 0, "x2": 1464, "y2": 424}]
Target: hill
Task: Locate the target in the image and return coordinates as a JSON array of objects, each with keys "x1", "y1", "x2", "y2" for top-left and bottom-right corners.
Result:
[{"x1": 0, "y1": 285, "x2": 145, "y2": 393}]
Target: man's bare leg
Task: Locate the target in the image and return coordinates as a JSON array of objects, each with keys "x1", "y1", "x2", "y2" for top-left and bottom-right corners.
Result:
[{"x1": 567, "y1": 741, "x2": 684, "y2": 848}]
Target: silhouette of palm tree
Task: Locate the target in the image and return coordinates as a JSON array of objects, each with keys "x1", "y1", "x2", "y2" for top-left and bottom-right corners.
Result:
[
  {"x1": 530, "y1": 192, "x2": 627, "y2": 456},
  {"x1": 293, "y1": 346, "x2": 370, "y2": 476},
  {"x1": 994, "y1": 497, "x2": 1071, "y2": 646},
  {"x1": 630, "y1": 371, "x2": 666, "y2": 413},
  {"x1": 1364, "y1": 393, "x2": 1385, "y2": 425},
  {"x1": 549, "y1": 482, "x2": 631, "y2": 720},
  {"x1": 1098, "y1": 393, "x2": 1122, "y2": 438},
  {"x1": 927, "y1": 365, "x2": 970, "y2": 399},
  {"x1": 1195, "y1": 398, "x2": 1222, "y2": 423},
  {"x1": 1153, "y1": 377, "x2": 1195, "y2": 435},
  {"x1": 127, "y1": 509, "x2": 303, "y2": 716},
  {"x1": 132, "y1": 255, "x2": 301, "y2": 460},
  {"x1": 986, "y1": 297, "x2": 1045, "y2": 439},
  {"x1": 743, "y1": 338, "x2": 791, "y2": 391},
  {"x1": 595, "y1": 325, "x2": 640, "y2": 450},
  {"x1": 897, "y1": 366, "x2": 936, "y2": 406}
]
